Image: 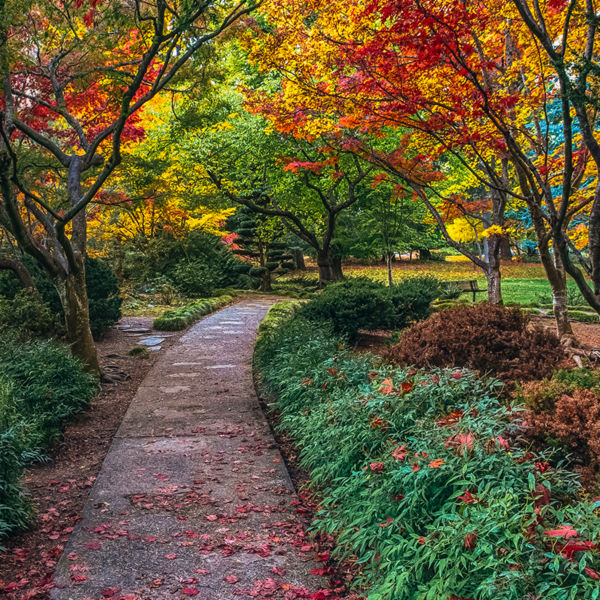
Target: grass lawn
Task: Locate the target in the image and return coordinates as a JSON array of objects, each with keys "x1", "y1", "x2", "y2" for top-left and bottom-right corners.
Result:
[{"x1": 279, "y1": 260, "x2": 590, "y2": 307}]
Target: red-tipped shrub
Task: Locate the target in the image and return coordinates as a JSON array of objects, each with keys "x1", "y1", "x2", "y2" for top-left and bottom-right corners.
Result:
[
  {"x1": 526, "y1": 389, "x2": 600, "y2": 487},
  {"x1": 386, "y1": 304, "x2": 566, "y2": 383}
]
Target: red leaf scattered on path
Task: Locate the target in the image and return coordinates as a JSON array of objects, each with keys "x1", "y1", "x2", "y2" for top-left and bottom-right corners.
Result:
[
  {"x1": 165, "y1": 553, "x2": 177, "y2": 560},
  {"x1": 205, "y1": 515, "x2": 218, "y2": 521},
  {"x1": 224, "y1": 575, "x2": 239, "y2": 584},
  {"x1": 182, "y1": 587, "x2": 199, "y2": 596},
  {"x1": 84, "y1": 542, "x2": 101, "y2": 550}
]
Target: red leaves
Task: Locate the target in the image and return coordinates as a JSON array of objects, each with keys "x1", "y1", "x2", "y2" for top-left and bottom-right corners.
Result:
[
  {"x1": 544, "y1": 525, "x2": 579, "y2": 539},
  {"x1": 224, "y1": 574, "x2": 239, "y2": 584},
  {"x1": 369, "y1": 462, "x2": 385, "y2": 473},
  {"x1": 445, "y1": 432, "x2": 475, "y2": 454},
  {"x1": 182, "y1": 587, "x2": 200, "y2": 596},
  {"x1": 463, "y1": 531, "x2": 477, "y2": 550},
  {"x1": 436, "y1": 410, "x2": 464, "y2": 428},
  {"x1": 457, "y1": 490, "x2": 479, "y2": 504},
  {"x1": 392, "y1": 444, "x2": 408, "y2": 461}
]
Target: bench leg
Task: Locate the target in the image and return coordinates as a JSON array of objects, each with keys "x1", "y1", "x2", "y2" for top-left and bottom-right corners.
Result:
[{"x1": 472, "y1": 291, "x2": 476, "y2": 302}]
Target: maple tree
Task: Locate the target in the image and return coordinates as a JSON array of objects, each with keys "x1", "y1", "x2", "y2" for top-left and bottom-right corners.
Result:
[
  {"x1": 182, "y1": 103, "x2": 373, "y2": 285},
  {"x1": 243, "y1": 0, "x2": 600, "y2": 335},
  {"x1": 86, "y1": 97, "x2": 234, "y2": 259},
  {"x1": 0, "y1": 0, "x2": 258, "y2": 372}
]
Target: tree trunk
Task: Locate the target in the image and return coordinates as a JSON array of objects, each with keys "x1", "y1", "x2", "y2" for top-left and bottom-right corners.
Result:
[
  {"x1": 56, "y1": 262, "x2": 100, "y2": 375},
  {"x1": 332, "y1": 254, "x2": 343, "y2": 281},
  {"x1": 259, "y1": 245, "x2": 272, "y2": 292},
  {"x1": 293, "y1": 249, "x2": 306, "y2": 271},
  {"x1": 485, "y1": 267, "x2": 502, "y2": 304},
  {"x1": 541, "y1": 244, "x2": 573, "y2": 338},
  {"x1": 498, "y1": 235, "x2": 512, "y2": 259},
  {"x1": 420, "y1": 248, "x2": 432, "y2": 260},
  {"x1": 317, "y1": 250, "x2": 335, "y2": 287},
  {"x1": 386, "y1": 253, "x2": 394, "y2": 286},
  {"x1": 485, "y1": 235, "x2": 503, "y2": 304}
]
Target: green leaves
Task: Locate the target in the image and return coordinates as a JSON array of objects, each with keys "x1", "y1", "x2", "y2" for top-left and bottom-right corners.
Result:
[{"x1": 255, "y1": 307, "x2": 600, "y2": 599}]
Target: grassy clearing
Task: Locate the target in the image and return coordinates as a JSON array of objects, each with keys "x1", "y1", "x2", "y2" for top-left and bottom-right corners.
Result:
[{"x1": 278, "y1": 262, "x2": 590, "y2": 308}]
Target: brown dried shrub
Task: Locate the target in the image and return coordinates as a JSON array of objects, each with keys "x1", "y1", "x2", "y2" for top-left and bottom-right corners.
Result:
[
  {"x1": 526, "y1": 389, "x2": 600, "y2": 487},
  {"x1": 386, "y1": 304, "x2": 566, "y2": 383}
]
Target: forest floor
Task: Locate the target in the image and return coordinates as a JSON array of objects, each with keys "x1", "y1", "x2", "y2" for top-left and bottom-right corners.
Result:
[{"x1": 0, "y1": 318, "x2": 184, "y2": 599}]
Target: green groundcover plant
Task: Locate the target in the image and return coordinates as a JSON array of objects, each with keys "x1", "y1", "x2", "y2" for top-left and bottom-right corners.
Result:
[
  {"x1": 255, "y1": 307, "x2": 600, "y2": 600},
  {"x1": 0, "y1": 338, "x2": 97, "y2": 541}
]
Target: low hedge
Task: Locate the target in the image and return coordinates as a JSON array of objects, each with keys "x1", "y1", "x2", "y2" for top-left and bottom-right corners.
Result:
[
  {"x1": 153, "y1": 293, "x2": 236, "y2": 331},
  {"x1": 254, "y1": 307, "x2": 600, "y2": 600},
  {"x1": 0, "y1": 338, "x2": 97, "y2": 541},
  {"x1": 569, "y1": 310, "x2": 599, "y2": 324}
]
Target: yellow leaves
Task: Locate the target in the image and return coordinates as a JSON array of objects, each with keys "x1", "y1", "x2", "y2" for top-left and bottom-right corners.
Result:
[
  {"x1": 446, "y1": 218, "x2": 484, "y2": 244},
  {"x1": 481, "y1": 225, "x2": 504, "y2": 238}
]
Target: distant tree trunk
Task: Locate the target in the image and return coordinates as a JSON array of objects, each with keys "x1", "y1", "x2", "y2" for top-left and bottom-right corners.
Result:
[
  {"x1": 485, "y1": 235, "x2": 503, "y2": 304},
  {"x1": 293, "y1": 249, "x2": 306, "y2": 271},
  {"x1": 420, "y1": 248, "x2": 432, "y2": 260},
  {"x1": 332, "y1": 254, "x2": 343, "y2": 281},
  {"x1": 498, "y1": 235, "x2": 512, "y2": 259},
  {"x1": 259, "y1": 244, "x2": 272, "y2": 292},
  {"x1": 317, "y1": 249, "x2": 335, "y2": 286},
  {"x1": 386, "y1": 253, "x2": 394, "y2": 286}
]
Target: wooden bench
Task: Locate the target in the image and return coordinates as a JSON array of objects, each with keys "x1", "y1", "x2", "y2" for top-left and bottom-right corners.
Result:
[{"x1": 454, "y1": 279, "x2": 487, "y2": 302}]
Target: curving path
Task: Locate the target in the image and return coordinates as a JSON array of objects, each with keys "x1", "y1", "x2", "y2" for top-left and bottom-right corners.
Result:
[{"x1": 51, "y1": 298, "x2": 328, "y2": 600}]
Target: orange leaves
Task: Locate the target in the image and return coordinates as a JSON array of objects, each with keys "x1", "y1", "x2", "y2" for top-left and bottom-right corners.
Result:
[{"x1": 378, "y1": 378, "x2": 394, "y2": 394}]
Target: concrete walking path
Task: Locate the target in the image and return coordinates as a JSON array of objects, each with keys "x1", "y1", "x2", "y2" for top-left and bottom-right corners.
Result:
[{"x1": 51, "y1": 298, "x2": 328, "y2": 600}]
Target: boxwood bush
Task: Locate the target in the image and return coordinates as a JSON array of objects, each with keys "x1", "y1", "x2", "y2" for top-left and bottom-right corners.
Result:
[
  {"x1": 153, "y1": 293, "x2": 236, "y2": 331},
  {"x1": 299, "y1": 276, "x2": 441, "y2": 341},
  {"x1": 254, "y1": 308, "x2": 600, "y2": 600}
]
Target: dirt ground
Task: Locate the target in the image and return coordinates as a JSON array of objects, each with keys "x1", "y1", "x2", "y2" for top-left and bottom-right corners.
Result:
[{"x1": 0, "y1": 318, "x2": 183, "y2": 599}]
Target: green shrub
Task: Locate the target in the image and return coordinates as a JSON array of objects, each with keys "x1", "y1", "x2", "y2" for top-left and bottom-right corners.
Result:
[
  {"x1": 118, "y1": 230, "x2": 256, "y2": 290},
  {"x1": 0, "y1": 336, "x2": 97, "y2": 450},
  {"x1": 0, "y1": 340, "x2": 96, "y2": 541},
  {"x1": 153, "y1": 293, "x2": 235, "y2": 331},
  {"x1": 0, "y1": 382, "x2": 34, "y2": 542},
  {"x1": 0, "y1": 289, "x2": 56, "y2": 339},
  {"x1": 255, "y1": 314, "x2": 600, "y2": 600},
  {"x1": 568, "y1": 310, "x2": 599, "y2": 323},
  {"x1": 300, "y1": 276, "x2": 441, "y2": 341},
  {"x1": 555, "y1": 368, "x2": 600, "y2": 392},
  {"x1": 438, "y1": 281, "x2": 463, "y2": 300},
  {"x1": 171, "y1": 259, "x2": 217, "y2": 298},
  {"x1": 0, "y1": 256, "x2": 121, "y2": 339}
]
